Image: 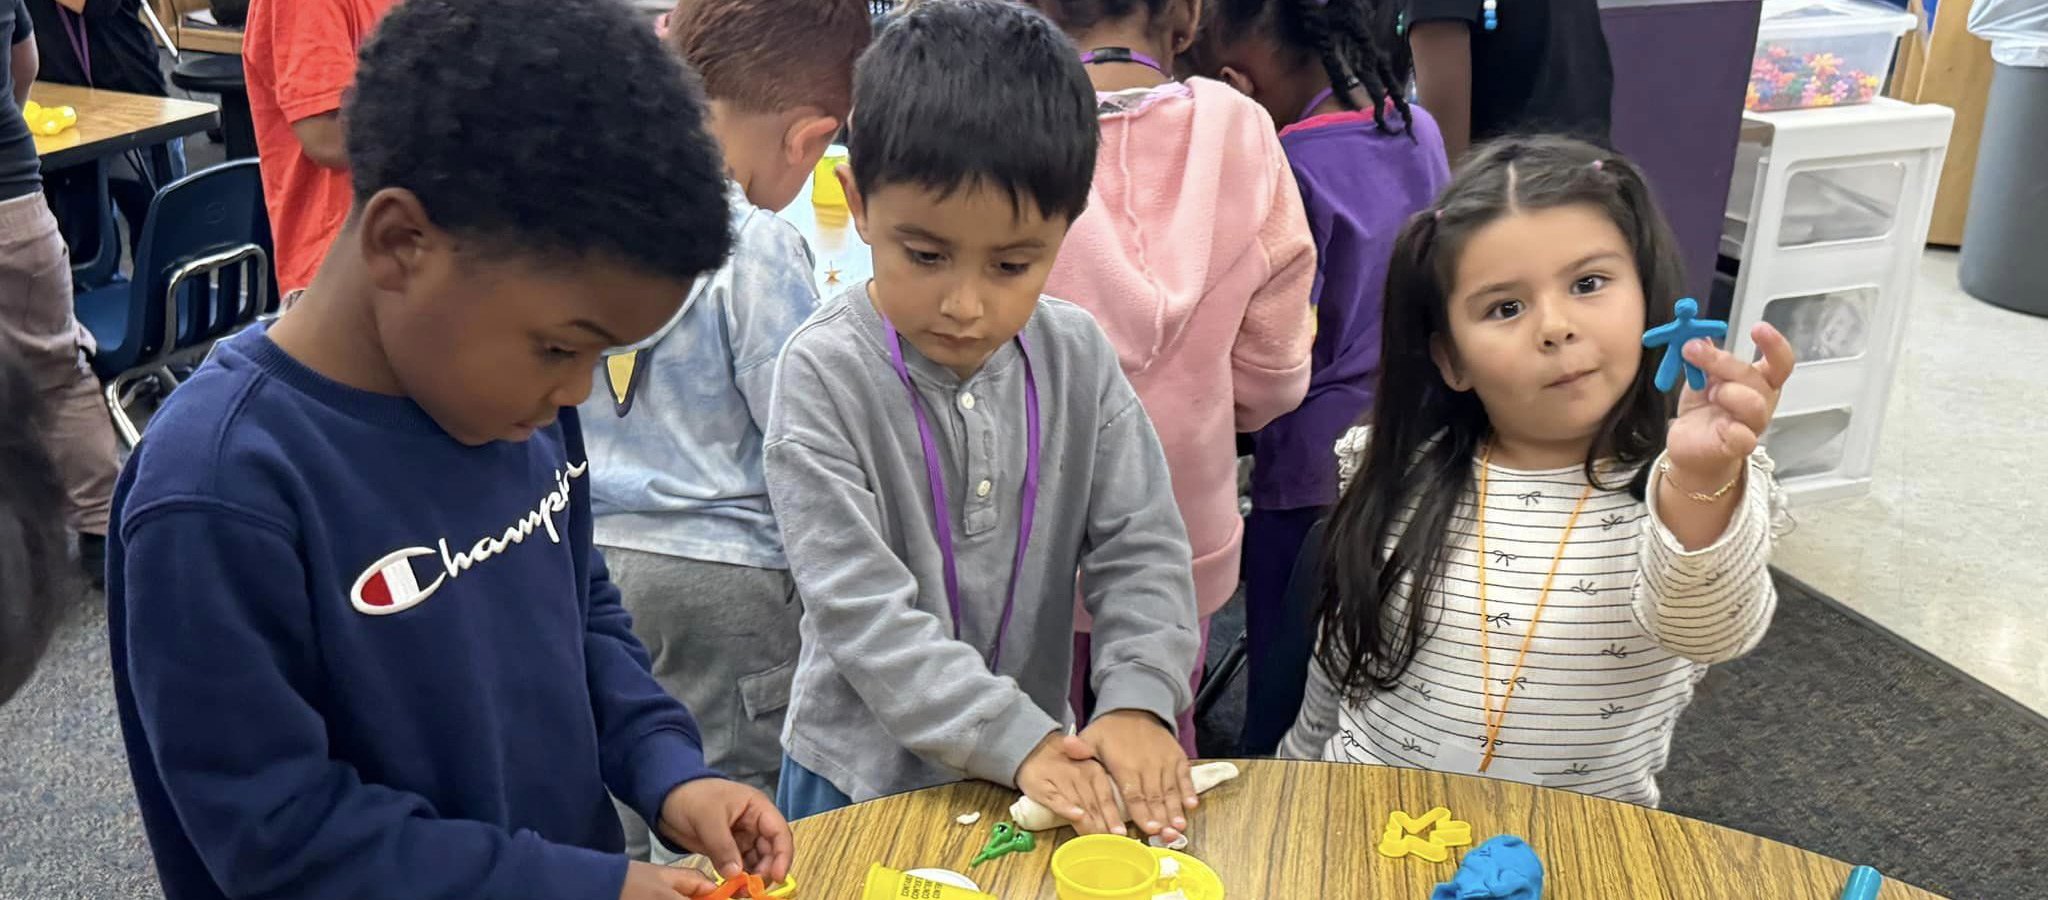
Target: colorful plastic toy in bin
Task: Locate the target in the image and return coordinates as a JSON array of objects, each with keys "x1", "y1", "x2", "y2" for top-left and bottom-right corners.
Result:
[
  {"x1": 1746, "y1": 0, "x2": 1916, "y2": 111},
  {"x1": 1050, "y1": 835, "x2": 1223, "y2": 900},
  {"x1": 21, "y1": 100, "x2": 78, "y2": 137}
]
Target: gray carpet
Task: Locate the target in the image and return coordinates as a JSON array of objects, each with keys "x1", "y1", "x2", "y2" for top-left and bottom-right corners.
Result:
[
  {"x1": 0, "y1": 586, "x2": 159, "y2": 900},
  {"x1": 3, "y1": 573, "x2": 2041, "y2": 900}
]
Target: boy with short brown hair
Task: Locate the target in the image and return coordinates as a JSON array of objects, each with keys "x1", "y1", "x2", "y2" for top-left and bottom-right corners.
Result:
[{"x1": 579, "y1": 0, "x2": 870, "y2": 854}]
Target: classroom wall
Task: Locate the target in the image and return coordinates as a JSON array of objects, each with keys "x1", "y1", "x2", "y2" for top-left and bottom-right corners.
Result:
[{"x1": 1601, "y1": 0, "x2": 1763, "y2": 304}]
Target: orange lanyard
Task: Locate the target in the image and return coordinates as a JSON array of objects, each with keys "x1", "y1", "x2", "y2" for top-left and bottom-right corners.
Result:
[{"x1": 1474, "y1": 445, "x2": 1594, "y2": 773}]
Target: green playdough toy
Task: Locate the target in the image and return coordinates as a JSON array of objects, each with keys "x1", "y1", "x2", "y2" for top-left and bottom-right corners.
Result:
[{"x1": 971, "y1": 822, "x2": 1036, "y2": 866}]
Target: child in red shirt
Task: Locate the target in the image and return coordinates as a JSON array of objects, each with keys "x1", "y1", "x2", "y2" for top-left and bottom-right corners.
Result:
[{"x1": 244, "y1": 0, "x2": 396, "y2": 299}]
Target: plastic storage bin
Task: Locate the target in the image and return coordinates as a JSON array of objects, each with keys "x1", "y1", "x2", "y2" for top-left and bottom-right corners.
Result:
[
  {"x1": 1717, "y1": 98, "x2": 1953, "y2": 506},
  {"x1": 1747, "y1": 0, "x2": 1917, "y2": 111}
]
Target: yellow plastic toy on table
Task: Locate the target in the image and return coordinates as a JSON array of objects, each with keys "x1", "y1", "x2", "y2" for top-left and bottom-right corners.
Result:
[
  {"x1": 1376, "y1": 806, "x2": 1474, "y2": 863},
  {"x1": 1051, "y1": 835, "x2": 1224, "y2": 900},
  {"x1": 863, "y1": 865, "x2": 996, "y2": 900},
  {"x1": 21, "y1": 100, "x2": 78, "y2": 137}
]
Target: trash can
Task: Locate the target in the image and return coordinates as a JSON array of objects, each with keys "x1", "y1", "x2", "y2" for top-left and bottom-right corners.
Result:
[{"x1": 1958, "y1": 0, "x2": 2048, "y2": 316}]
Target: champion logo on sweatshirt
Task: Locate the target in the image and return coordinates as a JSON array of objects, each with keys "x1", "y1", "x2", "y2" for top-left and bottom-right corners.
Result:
[{"x1": 348, "y1": 461, "x2": 590, "y2": 615}]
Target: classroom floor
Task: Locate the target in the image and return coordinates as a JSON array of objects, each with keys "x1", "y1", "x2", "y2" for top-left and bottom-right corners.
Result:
[{"x1": 1771, "y1": 248, "x2": 2048, "y2": 716}]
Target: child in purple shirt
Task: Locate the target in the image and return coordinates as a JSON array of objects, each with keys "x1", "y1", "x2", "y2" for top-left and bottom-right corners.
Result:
[{"x1": 1187, "y1": 0, "x2": 1450, "y2": 753}]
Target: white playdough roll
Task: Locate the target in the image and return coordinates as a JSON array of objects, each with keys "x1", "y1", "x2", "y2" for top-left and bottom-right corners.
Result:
[{"x1": 1008, "y1": 761, "x2": 1241, "y2": 832}]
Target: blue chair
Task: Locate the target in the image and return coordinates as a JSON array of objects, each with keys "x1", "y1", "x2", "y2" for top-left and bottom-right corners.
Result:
[
  {"x1": 75, "y1": 159, "x2": 273, "y2": 446},
  {"x1": 45, "y1": 160, "x2": 124, "y2": 291}
]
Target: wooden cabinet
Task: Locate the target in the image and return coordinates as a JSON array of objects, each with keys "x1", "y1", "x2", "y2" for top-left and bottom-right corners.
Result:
[{"x1": 1889, "y1": 0, "x2": 1994, "y2": 246}]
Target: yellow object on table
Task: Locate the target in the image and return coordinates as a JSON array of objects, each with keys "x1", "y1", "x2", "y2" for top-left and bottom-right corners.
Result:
[
  {"x1": 1376, "y1": 806, "x2": 1475, "y2": 862},
  {"x1": 1049, "y1": 836, "x2": 1222, "y2": 900},
  {"x1": 787, "y1": 761, "x2": 1957, "y2": 900},
  {"x1": 864, "y1": 864, "x2": 994, "y2": 900},
  {"x1": 21, "y1": 100, "x2": 78, "y2": 137},
  {"x1": 811, "y1": 145, "x2": 849, "y2": 207}
]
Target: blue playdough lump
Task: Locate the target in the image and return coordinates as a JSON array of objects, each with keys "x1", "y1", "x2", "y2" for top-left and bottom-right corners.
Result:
[{"x1": 1430, "y1": 835, "x2": 1544, "y2": 900}]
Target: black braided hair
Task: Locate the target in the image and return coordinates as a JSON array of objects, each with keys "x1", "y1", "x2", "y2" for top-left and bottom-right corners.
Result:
[{"x1": 1209, "y1": 0, "x2": 1413, "y2": 136}]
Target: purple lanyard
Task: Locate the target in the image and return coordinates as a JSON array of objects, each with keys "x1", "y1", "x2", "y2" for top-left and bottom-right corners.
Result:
[
  {"x1": 883, "y1": 323, "x2": 1042, "y2": 670},
  {"x1": 1079, "y1": 46, "x2": 1170, "y2": 78},
  {"x1": 1299, "y1": 87, "x2": 1334, "y2": 122},
  {"x1": 60, "y1": 10, "x2": 91, "y2": 88}
]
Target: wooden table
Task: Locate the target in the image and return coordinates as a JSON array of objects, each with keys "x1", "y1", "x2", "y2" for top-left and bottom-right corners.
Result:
[
  {"x1": 787, "y1": 760, "x2": 1948, "y2": 900},
  {"x1": 29, "y1": 82, "x2": 219, "y2": 172},
  {"x1": 152, "y1": 0, "x2": 245, "y2": 55}
]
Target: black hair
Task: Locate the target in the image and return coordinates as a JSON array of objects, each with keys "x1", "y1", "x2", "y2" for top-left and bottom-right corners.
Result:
[
  {"x1": 345, "y1": 0, "x2": 732, "y2": 284},
  {"x1": 0, "y1": 348, "x2": 71, "y2": 707},
  {"x1": 1315, "y1": 136, "x2": 1684, "y2": 700},
  {"x1": 1029, "y1": 0, "x2": 1169, "y2": 32},
  {"x1": 849, "y1": 0, "x2": 1098, "y2": 223},
  {"x1": 1200, "y1": 0, "x2": 1412, "y2": 135}
]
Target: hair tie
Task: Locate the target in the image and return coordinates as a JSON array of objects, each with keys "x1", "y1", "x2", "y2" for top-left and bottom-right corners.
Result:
[
  {"x1": 1591, "y1": 160, "x2": 1606, "y2": 171},
  {"x1": 1434, "y1": 209, "x2": 1444, "y2": 220}
]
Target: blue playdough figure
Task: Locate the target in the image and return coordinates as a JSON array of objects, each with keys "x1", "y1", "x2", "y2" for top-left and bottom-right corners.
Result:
[
  {"x1": 1431, "y1": 835, "x2": 1544, "y2": 900},
  {"x1": 1641, "y1": 297, "x2": 1729, "y2": 392}
]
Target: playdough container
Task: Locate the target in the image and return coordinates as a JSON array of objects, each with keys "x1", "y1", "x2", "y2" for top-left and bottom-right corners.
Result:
[
  {"x1": 811, "y1": 144, "x2": 850, "y2": 207},
  {"x1": 1051, "y1": 836, "x2": 1223, "y2": 900},
  {"x1": 862, "y1": 864, "x2": 996, "y2": 900},
  {"x1": 1747, "y1": 0, "x2": 1916, "y2": 111}
]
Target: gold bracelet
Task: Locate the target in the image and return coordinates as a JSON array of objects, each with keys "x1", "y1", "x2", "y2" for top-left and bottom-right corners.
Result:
[{"x1": 1659, "y1": 457, "x2": 1743, "y2": 503}]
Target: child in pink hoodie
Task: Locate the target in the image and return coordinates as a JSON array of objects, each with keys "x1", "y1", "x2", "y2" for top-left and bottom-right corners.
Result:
[
  {"x1": 1030, "y1": 0, "x2": 1316, "y2": 756},
  {"x1": 1188, "y1": 0, "x2": 1452, "y2": 755}
]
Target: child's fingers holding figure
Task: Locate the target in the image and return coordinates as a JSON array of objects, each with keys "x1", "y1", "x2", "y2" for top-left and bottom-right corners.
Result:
[
  {"x1": 735, "y1": 792, "x2": 794, "y2": 884},
  {"x1": 1711, "y1": 414, "x2": 1761, "y2": 461},
  {"x1": 1682, "y1": 338, "x2": 1773, "y2": 407},
  {"x1": 620, "y1": 860, "x2": 710, "y2": 900},
  {"x1": 1750, "y1": 322, "x2": 1798, "y2": 395},
  {"x1": 1667, "y1": 401, "x2": 1758, "y2": 476},
  {"x1": 1709, "y1": 380, "x2": 1772, "y2": 437},
  {"x1": 659, "y1": 778, "x2": 782, "y2": 880}
]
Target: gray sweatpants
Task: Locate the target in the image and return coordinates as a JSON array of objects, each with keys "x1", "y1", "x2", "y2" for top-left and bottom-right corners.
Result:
[
  {"x1": 0, "y1": 192, "x2": 117, "y2": 535},
  {"x1": 601, "y1": 546, "x2": 800, "y2": 862}
]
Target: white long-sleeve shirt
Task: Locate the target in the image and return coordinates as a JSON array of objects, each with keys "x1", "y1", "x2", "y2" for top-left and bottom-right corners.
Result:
[{"x1": 1280, "y1": 428, "x2": 1786, "y2": 807}]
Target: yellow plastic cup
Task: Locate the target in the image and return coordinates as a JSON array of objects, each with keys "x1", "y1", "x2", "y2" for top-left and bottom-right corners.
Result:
[
  {"x1": 811, "y1": 145, "x2": 850, "y2": 207},
  {"x1": 1051, "y1": 836, "x2": 1170, "y2": 900},
  {"x1": 862, "y1": 863, "x2": 997, "y2": 900}
]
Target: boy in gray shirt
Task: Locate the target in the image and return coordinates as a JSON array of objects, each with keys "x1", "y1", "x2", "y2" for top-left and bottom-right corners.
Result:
[{"x1": 763, "y1": 0, "x2": 1204, "y2": 847}]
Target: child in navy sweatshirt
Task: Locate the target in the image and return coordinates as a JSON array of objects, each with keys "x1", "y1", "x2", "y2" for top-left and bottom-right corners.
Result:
[{"x1": 104, "y1": 2, "x2": 789, "y2": 899}]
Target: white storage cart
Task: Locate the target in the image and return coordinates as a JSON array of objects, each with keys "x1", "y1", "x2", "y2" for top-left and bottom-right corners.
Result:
[{"x1": 1720, "y1": 97, "x2": 1954, "y2": 505}]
